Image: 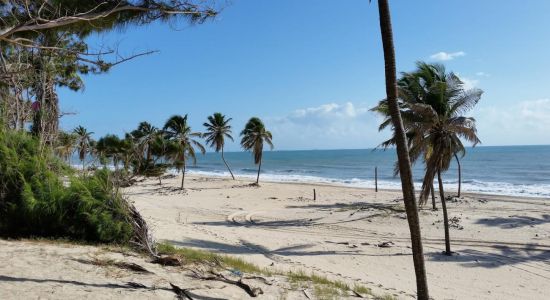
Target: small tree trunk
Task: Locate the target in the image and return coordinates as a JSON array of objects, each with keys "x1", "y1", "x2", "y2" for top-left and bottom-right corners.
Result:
[
  {"x1": 438, "y1": 169, "x2": 451, "y2": 255},
  {"x1": 454, "y1": 153, "x2": 462, "y2": 198},
  {"x1": 256, "y1": 156, "x2": 262, "y2": 184},
  {"x1": 431, "y1": 182, "x2": 437, "y2": 210},
  {"x1": 221, "y1": 146, "x2": 235, "y2": 180}
]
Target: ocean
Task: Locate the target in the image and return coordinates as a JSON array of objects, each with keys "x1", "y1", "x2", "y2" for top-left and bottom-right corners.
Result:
[{"x1": 183, "y1": 145, "x2": 550, "y2": 199}]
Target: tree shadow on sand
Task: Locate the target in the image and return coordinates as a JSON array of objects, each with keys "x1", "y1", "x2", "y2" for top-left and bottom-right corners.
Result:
[
  {"x1": 166, "y1": 238, "x2": 361, "y2": 257},
  {"x1": 285, "y1": 202, "x2": 405, "y2": 214},
  {"x1": 426, "y1": 243, "x2": 550, "y2": 274},
  {"x1": 474, "y1": 214, "x2": 550, "y2": 229}
]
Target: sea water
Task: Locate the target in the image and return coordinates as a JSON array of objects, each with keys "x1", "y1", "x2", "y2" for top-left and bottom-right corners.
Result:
[{"x1": 184, "y1": 146, "x2": 550, "y2": 198}]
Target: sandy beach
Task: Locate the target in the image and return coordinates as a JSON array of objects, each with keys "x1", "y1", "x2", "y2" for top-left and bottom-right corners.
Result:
[{"x1": 124, "y1": 174, "x2": 550, "y2": 300}]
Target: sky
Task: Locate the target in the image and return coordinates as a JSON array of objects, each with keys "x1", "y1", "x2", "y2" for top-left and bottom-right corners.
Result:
[{"x1": 58, "y1": 0, "x2": 550, "y2": 151}]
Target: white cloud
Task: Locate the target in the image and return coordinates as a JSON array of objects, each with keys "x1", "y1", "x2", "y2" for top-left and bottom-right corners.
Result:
[
  {"x1": 429, "y1": 51, "x2": 466, "y2": 61},
  {"x1": 476, "y1": 72, "x2": 490, "y2": 77},
  {"x1": 267, "y1": 102, "x2": 386, "y2": 149},
  {"x1": 460, "y1": 77, "x2": 479, "y2": 90},
  {"x1": 474, "y1": 99, "x2": 550, "y2": 145}
]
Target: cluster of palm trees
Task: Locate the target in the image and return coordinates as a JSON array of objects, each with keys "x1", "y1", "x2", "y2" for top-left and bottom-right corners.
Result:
[
  {"x1": 372, "y1": 61, "x2": 482, "y2": 256},
  {"x1": 55, "y1": 114, "x2": 274, "y2": 189}
]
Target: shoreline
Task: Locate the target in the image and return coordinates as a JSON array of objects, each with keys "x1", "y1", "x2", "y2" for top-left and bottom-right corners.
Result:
[{"x1": 183, "y1": 170, "x2": 550, "y2": 201}]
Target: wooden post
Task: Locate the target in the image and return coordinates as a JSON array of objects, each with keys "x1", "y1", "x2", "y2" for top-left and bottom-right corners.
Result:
[
  {"x1": 375, "y1": 166, "x2": 378, "y2": 192},
  {"x1": 313, "y1": 188, "x2": 317, "y2": 200}
]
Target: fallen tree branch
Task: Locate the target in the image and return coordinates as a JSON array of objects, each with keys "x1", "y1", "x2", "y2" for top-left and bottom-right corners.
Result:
[
  {"x1": 170, "y1": 283, "x2": 194, "y2": 300},
  {"x1": 191, "y1": 270, "x2": 263, "y2": 297}
]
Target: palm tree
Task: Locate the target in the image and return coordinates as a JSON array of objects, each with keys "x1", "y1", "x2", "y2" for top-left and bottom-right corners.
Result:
[
  {"x1": 240, "y1": 117, "x2": 273, "y2": 185},
  {"x1": 131, "y1": 121, "x2": 158, "y2": 165},
  {"x1": 163, "y1": 115, "x2": 205, "y2": 189},
  {"x1": 372, "y1": 62, "x2": 482, "y2": 255},
  {"x1": 375, "y1": 0, "x2": 429, "y2": 298},
  {"x1": 73, "y1": 125, "x2": 93, "y2": 170},
  {"x1": 203, "y1": 113, "x2": 235, "y2": 180},
  {"x1": 55, "y1": 131, "x2": 76, "y2": 164},
  {"x1": 95, "y1": 134, "x2": 124, "y2": 170}
]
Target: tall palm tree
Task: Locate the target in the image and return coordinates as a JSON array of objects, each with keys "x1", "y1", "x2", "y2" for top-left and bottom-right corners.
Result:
[
  {"x1": 376, "y1": 0, "x2": 429, "y2": 298},
  {"x1": 73, "y1": 125, "x2": 93, "y2": 170},
  {"x1": 372, "y1": 62, "x2": 482, "y2": 255},
  {"x1": 163, "y1": 114, "x2": 205, "y2": 189},
  {"x1": 203, "y1": 113, "x2": 235, "y2": 180},
  {"x1": 240, "y1": 117, "x2": 273, "y2": 185}
]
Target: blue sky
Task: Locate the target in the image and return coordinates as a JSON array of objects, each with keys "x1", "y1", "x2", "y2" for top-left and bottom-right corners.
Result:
[{"x1": 58, "y1": 0, "x2": 550, "y2": 151}]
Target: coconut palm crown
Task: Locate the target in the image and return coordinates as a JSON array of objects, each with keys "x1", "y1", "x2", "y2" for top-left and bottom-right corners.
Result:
[
  {"x1": 203, "y1": 113, "x2": 235, "y2": 179},
  {"x1": 73, "y1": 125, "x2": 94, "y2": 170},
  {"x1": 163, "y1": 114, "x2": 205, "y2": 189},
  {"x1": 240, "y1": 117, "x2": 273, "y2": 184}
]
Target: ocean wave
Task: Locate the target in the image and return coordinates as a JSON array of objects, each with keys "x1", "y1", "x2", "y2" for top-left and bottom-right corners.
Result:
[{"x1": 186, "y1": 170, "x2": 550, "y2": 198}]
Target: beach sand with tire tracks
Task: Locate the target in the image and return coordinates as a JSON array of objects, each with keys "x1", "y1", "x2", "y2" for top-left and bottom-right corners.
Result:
[{"x1": 126, "y1": 174, "x2": 550, "y2": 299}]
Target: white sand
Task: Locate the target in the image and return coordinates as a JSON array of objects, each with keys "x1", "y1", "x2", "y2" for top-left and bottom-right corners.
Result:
[
  {"x1": 125, "y1": 174, "x2": 550, "y2": 300},
  {"x1": 0, "y1": 239, "x2": 308, "y2": 299}
]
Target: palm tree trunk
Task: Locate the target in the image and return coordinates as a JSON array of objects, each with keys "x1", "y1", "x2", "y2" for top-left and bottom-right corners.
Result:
[
  {"x1": 256, "y1": 156, "x2": 262, "y2": 184},
  {"x1": 438, "y1": 169, "x2": 451, "y2": 255},
  {"x1": 181, "y1": 163, "x2": 186, "y2": 190},
  {"x1": 221, "y1": 146, "x2": 235, "y2": 180},
  {"x1": 454, "y1": 153, "x2": 462, "y2": 198},
  {"x1": 377, "y1": 1, "x2": 429, "y2": 298},
  {"x1": 431, "y1": 182, "x2": 437, "y2": 210}
]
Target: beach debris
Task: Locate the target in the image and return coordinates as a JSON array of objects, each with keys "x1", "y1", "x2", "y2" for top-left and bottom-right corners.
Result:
[
  {"x1": 153, "y1": 255, "x2": 182, "y2": 266},
  {"x1": 360, "y1": 242, "x2": 371, "y2": 246},
  {"x1": 267, "y1": 196, "x2": 277, "y2": 200},
  {"x1": 126, "y1": 282, "x2": 148, "y2": 289},
  {"x1": 170, "y1": 282, "x2": 195, "y2": 300},
  {"x1": 377, "y1": 241, "x2": 394, "y2": 248},
  {"x1": 449, "y1": 216, "x2": 464, "y2": 230},
  {"x1": 116, "y1": 261, "x2": 152, "y2": 273},
  {"x1": 191, "y1": 270, "x2": 263, "y2": 297},
  {"x1": 302, "y1": 289, "x2": 312, "y2": 299}
]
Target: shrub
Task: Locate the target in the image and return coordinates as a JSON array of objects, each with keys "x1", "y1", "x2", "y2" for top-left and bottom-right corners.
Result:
[{"x1": 0, "y1": 130, "x2": 132, "y2": 243}]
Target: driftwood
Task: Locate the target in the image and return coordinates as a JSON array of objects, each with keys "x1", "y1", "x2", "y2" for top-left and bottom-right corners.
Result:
[
  {"x1": 170, "y1": 283, "x2": 194, "y2": 300},
  {"x1": 192, "y1": 270, "x2": 263, "y2": 297}
]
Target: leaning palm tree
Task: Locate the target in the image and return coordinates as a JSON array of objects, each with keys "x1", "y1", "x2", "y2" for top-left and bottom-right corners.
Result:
[
  {"x1": 240, "y1": 117, "x2": 273, "y2": 185},
  {"x1": 163, "y1": 115, "x2": 205, "y2": 189},
  {"x1": 73, "y1": 125, "x2": 93, "y2": 170},
  {"x1": 375, "y1": 0, "x2": 429, "y2": 298},
  {"x1": 203, "y1": 113, "x2": 235, "y2": 180},
  {"x1": 372, "y1": 61, "x2": 482, "y2": 255}
]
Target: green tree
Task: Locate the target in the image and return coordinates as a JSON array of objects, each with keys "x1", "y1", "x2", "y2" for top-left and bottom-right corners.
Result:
[
  {"x1": 203, "y1": 112, "x2": 235, "y2": 180},
  {"x1": 372, "y1": 62, "x2": 482, "y2": 255},
  {"x1": 375, "y1": 0, "x2": 429, "y2": 298},
  {"x1": 240, "y1": 117, "x2": 273, "y2": 185},
  {"x1": 73, "y1": 125, "x2": 93, "y2": 170},
  {"x1": 163, "y1": 115, "x2": 205, "y2": 189},
  {"x1": 130, "y1": 121, "x2": 159, "y2": 166},
  {"x1": 54, "y1": 130, "x2": 76, "y2": 164}
]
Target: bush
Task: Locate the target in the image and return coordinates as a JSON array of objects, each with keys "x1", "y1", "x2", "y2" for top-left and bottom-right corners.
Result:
[{"x1": 0, "y1": 130, "x2": 132, "y2": 243}]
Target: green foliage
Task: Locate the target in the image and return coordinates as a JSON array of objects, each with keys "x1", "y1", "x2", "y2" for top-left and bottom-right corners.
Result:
[
  {"x1": 0, "y1": 129, "x2": 132, "y2": 243},
  {"x1": 240, "y1": 117, "x2": 274, "y2": 164}
]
